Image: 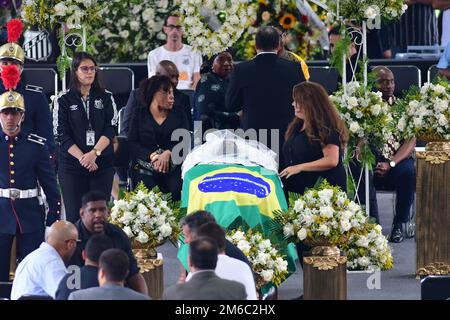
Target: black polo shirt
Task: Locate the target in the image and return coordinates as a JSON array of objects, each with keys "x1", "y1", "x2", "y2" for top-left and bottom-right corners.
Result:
[
  {"x1": 55, "y1": 265, "x2": 99, "y2": 300},
  {"x1": 69, "y1": 220, "x2": 139, "y2": 277}
]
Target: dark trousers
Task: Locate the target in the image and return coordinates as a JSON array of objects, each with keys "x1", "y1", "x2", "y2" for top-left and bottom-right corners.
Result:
[
  {"x1": 374, "y1": 158, "x2": 415, "y2": 225},
  {"x1": 0, "y1": 231, "x2": 44, "y2": 281},
  {"x1": 131, "y1": 167, "x2": 182, "y2": 201},
  {"x1": 349, "y1": 160, "x2": 380, "y2": 223},
  {"x1": 58, "y1": 168, "x2": 115, "y2": 223}
]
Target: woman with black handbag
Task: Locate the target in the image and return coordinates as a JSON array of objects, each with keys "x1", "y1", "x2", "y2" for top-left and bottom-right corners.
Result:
[
  {"x1": 127, "y1": 75, "x2": 189, "y2": 201},
  {"x1": 53, "y1": 52, "x2": 118, "y2": 222}
]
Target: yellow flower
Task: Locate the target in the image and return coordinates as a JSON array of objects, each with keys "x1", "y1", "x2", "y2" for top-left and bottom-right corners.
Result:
[
  {"x1": 258, "y1": 0, "x2": 269, "y2": 5},
  {"x1": 279, "y1": 13, "x2": 297, "y2": 30}
]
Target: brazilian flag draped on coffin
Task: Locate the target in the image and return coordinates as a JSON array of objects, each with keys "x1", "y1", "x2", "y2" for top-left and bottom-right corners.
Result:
[{"x1": 177, "y1": 130, "x2": 298, "y2": 294}]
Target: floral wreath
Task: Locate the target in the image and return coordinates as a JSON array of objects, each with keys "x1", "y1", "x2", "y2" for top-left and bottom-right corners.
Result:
[
  {"x1": 179, "y1": 0, "x2": 257, "y2": 57},
  {"x1": 326, "y1": 0, "x2": 407, "y2": 22}
]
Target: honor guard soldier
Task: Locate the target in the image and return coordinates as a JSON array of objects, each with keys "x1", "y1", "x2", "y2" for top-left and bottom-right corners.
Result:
[
  {"x1": 0, "y1": 19, "x2": 55, "y2": 156},
  {"x1": 0, "y1": 64, "x2": 61, "y2": 282}
]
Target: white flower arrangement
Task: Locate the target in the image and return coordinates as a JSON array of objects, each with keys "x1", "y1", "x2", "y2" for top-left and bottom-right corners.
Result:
[
  {"x1": 341, "y1": 222, "x2": 394, "y2": 271},
  {"x1": 326, "y1": 0, "x2": 407, "y2": 22},
  {"x1": 227, "y1": 229, "x2": 289, "y2": 289},
  {"x1": 110, "y1": 182, "x2": 180, "y2": 248},
  {"x1": 92, "y1": 0, "x2": 176, "y2": 62},
  {"x1": 178, "y1": 0, "x2": 257, "y2": 57},
  {"x1": 21, "y1": 0, "x2": 103, "y2": 29},
  {"x1": 331, "y1": 81, "x2": 393, "y2": 165},
  {"x1": 276, "y1": 181, "x2": 368, "y2": 246},
  {"x1": 393, "y1": 80, "x2": 450, "y2": 141}
]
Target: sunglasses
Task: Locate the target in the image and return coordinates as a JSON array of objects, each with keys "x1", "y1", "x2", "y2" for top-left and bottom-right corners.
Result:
[{"x1": 78, "y1": 66, "x2": 97, "y2": 73}]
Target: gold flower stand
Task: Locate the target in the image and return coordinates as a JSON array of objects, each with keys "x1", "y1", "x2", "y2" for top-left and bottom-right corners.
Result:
[
  {"x1": 303, "y1": 246, "x2": 347, "y2": 300},
  {"x1": 133, "y1": 250, "x2": 164, "y2": 300},
  {"x1": 415, "y1": 141, "x2": 450, "y2": 274}
]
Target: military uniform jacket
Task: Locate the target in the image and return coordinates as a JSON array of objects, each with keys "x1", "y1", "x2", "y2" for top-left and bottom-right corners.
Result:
[
  {"x1": 53, "y1": 89, "x2": 118, "y2": 175},
  {"x1": 0, "y1": 81, "x2": 56, "y2": 155},
  {"x1": 0, "y1": 131, "x2": 61, "y2": 235}
]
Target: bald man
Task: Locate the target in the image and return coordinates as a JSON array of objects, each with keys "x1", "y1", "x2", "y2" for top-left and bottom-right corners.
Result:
[
  {"x1": 120, "y1": 60, "x2": 192, "y2": 137},
  {"x1": 372, "y1": 66, "x2": 396, "y2": 105},
  {"x1": 10, "y1": 221, "x2": 79, "y2": 299}
]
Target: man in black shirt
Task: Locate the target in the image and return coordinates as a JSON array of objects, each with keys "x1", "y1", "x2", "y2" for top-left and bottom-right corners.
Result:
[
  {"x1": 67, "y1": 191, "x2": 148, "y2": 295},
  {"x1": 56, "y1": 234, "x2": 113, "y2": 300}
]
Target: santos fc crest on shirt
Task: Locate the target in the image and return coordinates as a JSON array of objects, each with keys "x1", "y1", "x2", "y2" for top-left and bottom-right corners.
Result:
[{"x1": 94, "y1": 99, "x2": 104, "y2": 110}]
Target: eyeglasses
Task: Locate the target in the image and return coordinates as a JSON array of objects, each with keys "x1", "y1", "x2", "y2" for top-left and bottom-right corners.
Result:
[
  {"x1": 165, "y1": 25, "x2": 182, "y2": 31},
  {"x1": 65, "y1": 239, "x2": 82, "y2": 244},
  {"x1": 78, "y1": 66, "x2": 97, "y2": 73}
]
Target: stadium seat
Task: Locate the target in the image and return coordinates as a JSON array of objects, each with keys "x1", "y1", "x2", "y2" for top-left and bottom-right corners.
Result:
[
  {"x1": 22, "y1": 67, "x2": 58, "y2": 104},
  {"x1": 427, "y1": 65, "x2": 439, "y2": 83},
  {"x1": 421, "y1": 275, "x2": 450, "y2": 300},
  {"x1": 308, "y1": 66, "x2": 340, "y2": 94},
  {"x1": 99, "y1": 67, "x2": 135, "y2": 110}
]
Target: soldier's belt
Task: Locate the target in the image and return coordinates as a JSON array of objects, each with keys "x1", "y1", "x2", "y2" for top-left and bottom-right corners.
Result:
[{"x1": 0, "y1": 188, "x2": 39, "y2": 200}]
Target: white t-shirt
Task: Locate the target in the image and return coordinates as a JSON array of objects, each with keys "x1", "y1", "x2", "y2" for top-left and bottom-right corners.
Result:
[
  {"x1": 10, "y1": 242, "x2": 68, "y2": 300},
  {"x1": 442, "y1": 9, "x2": 450, "y2": 47},
  {"x1": 147, "y1": 44, "x2": 202, "y2": 90}
]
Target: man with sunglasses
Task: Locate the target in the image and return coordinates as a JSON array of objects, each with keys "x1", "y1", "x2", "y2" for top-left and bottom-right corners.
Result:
[
  {"x1": 0, "y1": 19, "x2": 55, "y2": 157},
  {"x1": 147, "y1": 14, "x2": 202, "y2": 90},
  {"x1": 0, "y1": 64, "x2": 61, "y2": 284}
]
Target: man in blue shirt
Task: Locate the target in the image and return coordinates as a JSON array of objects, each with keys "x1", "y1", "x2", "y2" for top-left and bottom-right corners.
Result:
[{"x1": 437, "y1": 41, "x2": 450, "y2": 80}]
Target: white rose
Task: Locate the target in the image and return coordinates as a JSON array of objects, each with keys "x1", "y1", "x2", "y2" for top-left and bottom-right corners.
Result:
[
  {"x1": 123, "y1": 226, "x2": 133, "y2": 238},
  {"x1": 438, "y1": 114, "x2": 448, "y2": 126},
  {"x1": 340, "y1": 219, "x2": 352, "y2": 232},
  {"x1": 130, "y1": 21, "x2": 140, "y2": 31},
  {"x1": 434, "y1": 84, "x2": 446, "y2": 94},
  {"x1": 365, "y1": 6, "x2": 378, "y2": 20},
  {"x1": 318, "y1": 189, "x2": 333, "y2": 205},
  {"x1": 293, "y1": 199, "x2": 305, "y2": 212},
  {"x1": 318, "y1": 224, "x2": 330, "y2": 236},
  {"x1": 349, "y1": 121, "x2": 360, "y2": 133},
  {"x1": 371, "y1": 104, "x2": 381, "y2": 116},
  {"x1": 54, "y1": 3, "x2": 68, "y2": 16},
  {"x1": 356, "y1": 236, "x2": 370, "y2": 248},
  {"x1": 297, "y1": 228, "x2": 307, "y2": 241},
  {"x1": 358, "y1": 256, "x2": 371, "y2": 267},
  {"x1": 260, "y1": 269, "x2": 274, "y2": 282},
  {"x1": 347, "y1": 96, "x2": 358, "y2": 108},
  {"x1": 237, "y1": 240, "x2": 251, "y2": 254},
  {"x1": 160, "y1": 223, "x2": 172, "y2": 237},
  {"x1": 136, "y1": 231, "x2": 149, "y2": 243},
  {"x1": 283, "y1": 223, "x2": 295, "y2": 237},
  {"x1": 319, "y1": 206, "x2": 334, "y2": 219},
  {"x1": 413, "y1": 117, "x2": 423, "y2": 127}
]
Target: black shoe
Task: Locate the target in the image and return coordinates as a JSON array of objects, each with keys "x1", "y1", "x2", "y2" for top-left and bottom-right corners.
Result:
[{"x1": 389, "y1": 227, "x2": 404, "y2": 243}]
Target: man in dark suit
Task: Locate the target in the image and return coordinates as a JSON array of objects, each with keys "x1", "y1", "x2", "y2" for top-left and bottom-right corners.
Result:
[
  {"x1": 120, "y1": 60, "x2": 192, "y2": 136},
  {"x1": 55, "y1": 234, "x2": 113, "y2": 300},
  {"x1": 68, "y1": 248, "x2": 149, "y2": 300},
  {"x1": 225, "y1": 26, "x2": 305, "y2": 168},
  {"x1": 163, "y1": 237, "x2": 247, "y2": 300}
]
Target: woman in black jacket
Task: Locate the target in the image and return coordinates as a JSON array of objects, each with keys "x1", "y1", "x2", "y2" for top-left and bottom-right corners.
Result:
[
  {"x1": 128, "y1": 75, "x2": 189, "y2": 201},
  {"x1": 53, "y1": 52, "x2": 118, "y2": 222}
]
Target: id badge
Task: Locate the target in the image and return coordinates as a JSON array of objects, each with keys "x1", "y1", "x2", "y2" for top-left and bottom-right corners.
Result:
[{"x1": 86, "y1": 130, "x2": 95, "y2": 146}]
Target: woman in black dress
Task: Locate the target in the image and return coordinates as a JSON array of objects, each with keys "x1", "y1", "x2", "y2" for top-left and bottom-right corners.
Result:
[
  {"x1": 280, "y1": 81, "x2": 348, "y2": 194},
  {"x1": 127, "y1": 75, "x2": 189, "y2": 201}
]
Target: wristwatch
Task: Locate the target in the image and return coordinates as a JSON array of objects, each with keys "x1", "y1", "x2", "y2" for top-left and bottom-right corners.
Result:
[
  {"x1": 93, "y1": 148, "x2": 102, "y2": 157},
  {"x1": 389, "y1": 160, "x2": 396, "y2": 168}
]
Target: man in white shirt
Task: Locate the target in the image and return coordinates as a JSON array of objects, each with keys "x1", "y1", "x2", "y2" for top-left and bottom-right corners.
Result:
[
  {"x1": 147, "y1": 14, "x2": 202, "y2": 90},
  {"x1": 194, "y1": 222, "x2": 258, "y2": 300},
  {"x1": 10, "y1": 221, "x2": 79, "y2": 300}
]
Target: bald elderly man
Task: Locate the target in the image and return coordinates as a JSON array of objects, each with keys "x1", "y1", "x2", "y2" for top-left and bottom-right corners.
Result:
[{"x1": 10, "y1": 221, "x2": 79, "y2": 299}]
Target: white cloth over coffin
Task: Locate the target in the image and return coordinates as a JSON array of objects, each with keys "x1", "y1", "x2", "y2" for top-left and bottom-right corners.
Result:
[{"x1": 182, "y1": 130, "x2": 278, "y2": 179}]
